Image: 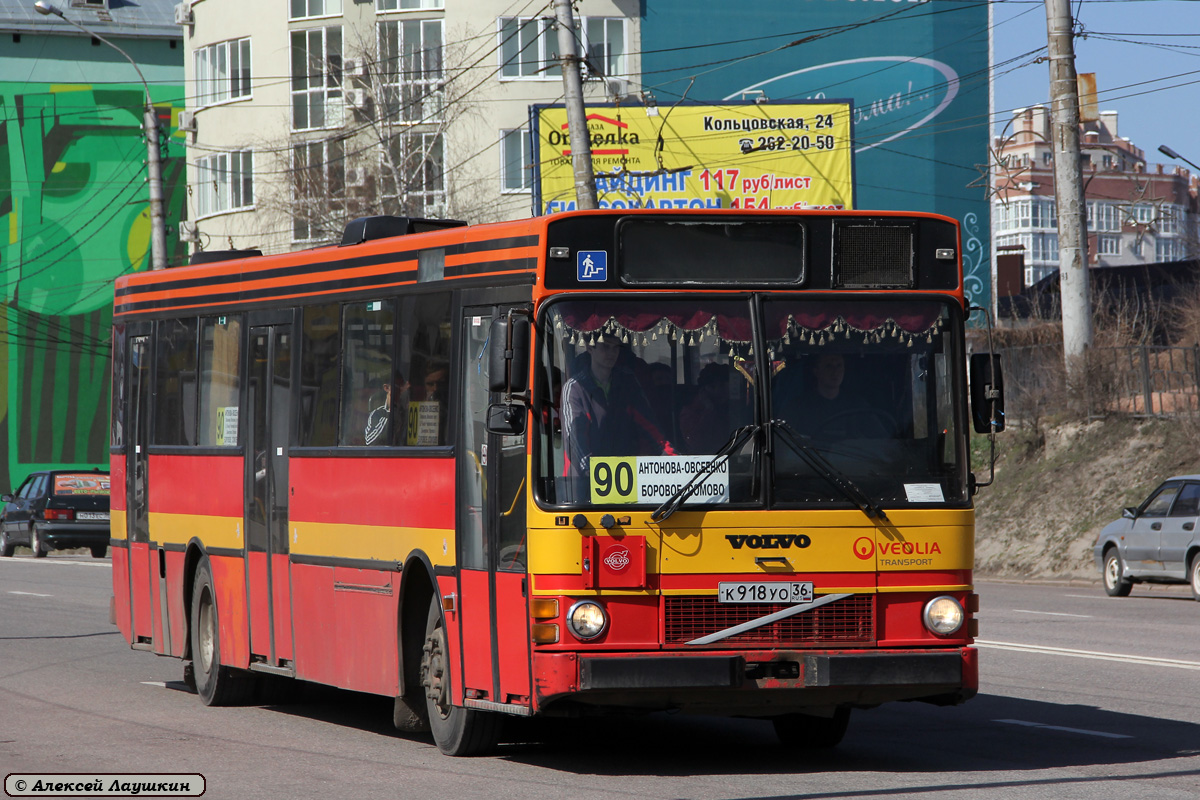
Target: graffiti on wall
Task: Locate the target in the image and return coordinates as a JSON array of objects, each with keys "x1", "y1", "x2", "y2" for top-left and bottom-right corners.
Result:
[{"x1": 0, "y1": 82, "x2": 186, "y2": 490}]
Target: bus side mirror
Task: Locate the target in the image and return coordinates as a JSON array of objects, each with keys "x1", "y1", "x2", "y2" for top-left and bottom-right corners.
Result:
[
  {"x1": 486, "y1": 403, "x2": 526, "y2": 436},
  {"x1": 487, "y1": 315, "x2": 530, "y2": 395},
  {"x1": 970, "y1": 353, "x2": 1005, "y2": 434}
]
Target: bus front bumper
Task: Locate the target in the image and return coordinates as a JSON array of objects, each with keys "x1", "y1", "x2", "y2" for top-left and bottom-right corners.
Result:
[{"x1": 533, "y1": 647, "x2": 977, "y2": 715}]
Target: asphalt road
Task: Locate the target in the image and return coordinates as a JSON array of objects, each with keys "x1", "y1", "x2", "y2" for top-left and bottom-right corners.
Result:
[{"x1": 2, "y1": 554, "x2": 1199, "y2": 800}]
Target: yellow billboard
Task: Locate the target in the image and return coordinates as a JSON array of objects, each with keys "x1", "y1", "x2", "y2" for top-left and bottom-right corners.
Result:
[{"x1": 535, "y1": 102, "x2": 854, "y2": 215}]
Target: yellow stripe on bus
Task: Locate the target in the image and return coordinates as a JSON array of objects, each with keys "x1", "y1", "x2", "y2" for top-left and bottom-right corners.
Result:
[{"x1": 291, "y1": 521, "x2": 455, "y2": 566}]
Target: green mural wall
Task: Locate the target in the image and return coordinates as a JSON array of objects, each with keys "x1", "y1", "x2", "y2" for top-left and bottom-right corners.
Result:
[{"x1": 0, "y1": 81, "x2": 187, "y2": 491}]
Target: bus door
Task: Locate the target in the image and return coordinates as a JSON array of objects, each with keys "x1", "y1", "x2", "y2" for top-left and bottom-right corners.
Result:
[
  {"x1": 458, "y1": 305, "x2": 531, "y2": 709},
  {"x1": 125, "y1": 332, "x2": 153, "y2": 646},
  {"x1": 246, "y1": 321, "x2": 294, "y2": 668}
]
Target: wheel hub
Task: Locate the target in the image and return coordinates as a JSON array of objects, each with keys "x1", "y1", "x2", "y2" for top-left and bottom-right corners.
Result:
[{"x1": 420, "y1": 628, "x2": 450, "y2": 716}]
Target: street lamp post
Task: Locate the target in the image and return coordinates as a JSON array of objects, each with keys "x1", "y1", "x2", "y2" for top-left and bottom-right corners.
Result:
[
  {"x1": 1158, "y1": 144, "x2": 1200, "y2": 174},
  {"x1": 34, "y1": 0, "x2": 167, "y2": 271}
]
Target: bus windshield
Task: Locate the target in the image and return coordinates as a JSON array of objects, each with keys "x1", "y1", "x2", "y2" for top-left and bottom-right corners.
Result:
[
  {"x1": 765, "y1": 298, "x2": 967, "y2": 507},
  {"x1": 535, "y1": 297, "x2": 966, "y2": 509}
]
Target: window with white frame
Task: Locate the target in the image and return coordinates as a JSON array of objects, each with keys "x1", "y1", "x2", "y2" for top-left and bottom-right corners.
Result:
[
  {"x1": 378, "y1": 19, "x2": 443, "y2": 122},
  {"x1": 194, "y1": 150, "x2": 254, "y2": 218},
  {"x1": 499, "y1": 17, "x2": 560, "y2": 79},
  {"x1": 383, "y1": 132, "x2": 444, "y2": 217},
  {"x1": 293, "y1": 139, "x2": 345, "y2": 242},
  {"x1": 292, "y1": 27, "x2": 343, "y2": 130},
  {"x1": 583, "y1": 17, "x2": 626, "y2": 77},
  {"x1": 1087, "y1": 201, "x2": 1120, "y2": 233},
  {"x1": 377, "y1": 0, "x2": 442, "y2": 9},
  {"x1": 501, "y1": 128, "x2": 532, "y2": 192},
  {"x1": 498, "y1": 16, "x2": 626, "y2": 80},
  {"x1": 1157, "y1": 237, "x2": 1184, "y2": 261},
  {"x1": 291, "y1": 0, "x2": 341, "y2": 20},
  {"x1": 194, "y1": 38, "x2": 251, "y2": 108},
  {"x1": 1097, "y1": 234, "x2": 1120, "y2": 256},
  {"x1": 1158, "y1": 205, "x2": 1181, "y2": 235},
  {"x1": 1132, "y1": 203, "x2": 1156, "y2": 224}
]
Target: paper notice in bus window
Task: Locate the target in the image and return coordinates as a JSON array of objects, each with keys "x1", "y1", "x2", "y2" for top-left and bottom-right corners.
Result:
[
  {"x1": 904, "y1": 483, "x2": 945, "y2": 503},
  {"x1": 407, "y1": 400, "x2": 441, "y2": 446},
  {"x1": 217, "y1": 407, "x2": 239, "y2": 446},
  {"x1": 590, "y1": 455, "x2": 730, "y2": 506}
]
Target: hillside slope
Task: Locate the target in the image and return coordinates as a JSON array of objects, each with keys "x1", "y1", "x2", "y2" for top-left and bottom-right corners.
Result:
[{"x1": 973, "y1": 418, "x2": 1200, "y2": 579}]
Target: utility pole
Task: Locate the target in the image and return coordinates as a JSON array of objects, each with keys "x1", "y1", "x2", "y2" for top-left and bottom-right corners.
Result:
[
  {"x1": 552, "y1": 0, "x2": 597, "y2": 210},
  {"x1": 1044, "y1": 0, "x2": 1092, "y2": 374}
]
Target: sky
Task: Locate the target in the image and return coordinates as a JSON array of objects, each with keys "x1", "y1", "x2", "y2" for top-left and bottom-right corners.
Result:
[{"x1": 991, "y1": 0, "x2": 1200, "y2": 170}]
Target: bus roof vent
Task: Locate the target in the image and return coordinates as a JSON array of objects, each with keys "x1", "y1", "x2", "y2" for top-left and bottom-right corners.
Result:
[
  {"x1": 340, "y1": 215, "x2": 467, "y2": 246},
  {"x1": 187, "y1": 249, "x2": 263, "y2": 266},
  {"x1": 833, "y1": 223, "x2": 915, "y2": 289}
]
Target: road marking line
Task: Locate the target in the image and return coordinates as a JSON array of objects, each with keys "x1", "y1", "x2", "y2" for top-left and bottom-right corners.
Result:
[
  {"x1": 996, "y1": 718, "x2": 1132, "y2": 739},
  {"x1": 0, "y1": 558, "x2": 111, "y2": 568},
  {"x1": 141, "y1": 680, "x2": 194, "y2": 693},
  {"x1": 8, "y1": 591, "x2": 52, "y2": 597},
  {"x1": 1012, "y1": 609, "x2": 1093, "y2": 618},
  {"x1": 977, "y1": 639, "x2": 1200, "y2": 670}
]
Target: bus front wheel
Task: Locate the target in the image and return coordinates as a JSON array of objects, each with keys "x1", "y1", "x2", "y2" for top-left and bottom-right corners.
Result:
[
  {"x1": 189, "y1": 558, "x2": 256, "y2": 706},
  {"x1": 420, "y1": 599, "x2": 501, "y2": 756},
  {"x1": 773, "y1": 707, "x2": 850, "y2": 748}
]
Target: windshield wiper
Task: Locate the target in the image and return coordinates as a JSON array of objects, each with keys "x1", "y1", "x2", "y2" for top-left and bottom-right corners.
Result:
[
  {"x1": 651, "y1": 423, "x2": 761, "y2": 523},
  {"x1": 771, "y1": 419, "x2": 888, "y2": 522}
]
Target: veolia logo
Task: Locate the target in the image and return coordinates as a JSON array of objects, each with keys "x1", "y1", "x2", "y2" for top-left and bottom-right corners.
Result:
[
  {"x1": 853, "y1": 537, "x2": 875, "y2": 560},
  {"x1": 602, "y1": 545, "x2": 631, "y2": 572},
  {"x1": 725, "y1": 57, "x2": 960, "y2": 154}
]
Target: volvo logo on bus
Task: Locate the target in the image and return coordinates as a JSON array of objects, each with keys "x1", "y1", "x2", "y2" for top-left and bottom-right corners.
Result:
[{"x1": 726, "y1": 534, "x2": 811, "y2": 550}]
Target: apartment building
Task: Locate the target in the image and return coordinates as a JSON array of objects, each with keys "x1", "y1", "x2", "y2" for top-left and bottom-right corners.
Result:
[
  {"x1": 992, "y1": 104, "x2": 1200, "y2": 288},
  {"x1": 179, "y1": 0, "x2": 639, "y2": 256}
]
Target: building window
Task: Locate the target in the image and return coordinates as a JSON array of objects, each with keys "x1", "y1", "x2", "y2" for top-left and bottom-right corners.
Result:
[
  {"x1": 290, "y1": 0, "x2": 342, "y2": 20},
  {"x1": 501, "y1": 127, "x2": 531, "y2": 192},
  {"x1": 377, "y1": 0, "x2": 442, "y2": 9},
  {"x1": 499, "y1": 16, "x2": 626, "y2": 79},
  {"x1": 1097, "y1": 234, "x2": 1120, "y2": 256},
  {"x1": 292, "y1": 26, "x2": 343, "y2": 130},
  {"x1": 1087, "y1": 201, "x2": 1119, "y2": 233},
  {"x1": 194, "y1": 150, "x2": 254, "y2": 218},
  {"x1": 1157, "y1": 237, "x2": 1184, "y2": 261},
  {"x1": 293, "y1": 139, "x2": 345, "y2": 242},
  {"x1": 584, "y1": 18, "x2": 626, "y2": 77},
  {"x1": 1132, "y1": 203, "x2": 1155, "y2": 224},
  {"x1": 194, "y1": 38, "x2": 251, "y2": 107},
  {"x1": 1158, "y1": 205, "x2": 1181, "y2": 235},
  {"x1": 383, "y1": 132, "x2": 444, "y2": 217},
  {"x1": 378, "y1": 19, "x2": 443, "y2": 122}
]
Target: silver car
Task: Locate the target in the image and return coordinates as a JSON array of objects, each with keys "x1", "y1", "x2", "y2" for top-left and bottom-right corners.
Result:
[{"x1": 1094, "y1": 475, "x2": 1200, "y2": 600}]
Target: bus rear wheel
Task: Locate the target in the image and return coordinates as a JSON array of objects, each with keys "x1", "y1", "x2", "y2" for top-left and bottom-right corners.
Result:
[
  {"x1": 189, "y1": 558, "x2": 256, "y2": 706},
  {"x1": 420, "y1": 599, "x2": 501, "y2": 756},
  {"x1": 773, "y1": 707, "x2": 850, "y2": 748}
]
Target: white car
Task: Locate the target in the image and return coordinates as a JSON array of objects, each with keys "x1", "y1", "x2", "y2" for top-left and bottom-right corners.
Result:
[{"x1": 1094, "y1": 474, "x2": 1200, "y2": 600}]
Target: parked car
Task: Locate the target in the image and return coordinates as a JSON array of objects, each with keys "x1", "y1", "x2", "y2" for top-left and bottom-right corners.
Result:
[
  {"x1": 1094, "y1": 474, "x2": 1200, "y2": 600},
  {"x1": 0, "y1": 469, "x2": 111, "y2": 558}
]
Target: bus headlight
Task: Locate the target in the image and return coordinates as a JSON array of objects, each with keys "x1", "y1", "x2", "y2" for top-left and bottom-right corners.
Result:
[
  {"x1": 566, "y1": 600, "x2": 608, "y2": 640},
  {"x1": 923, "y1": 596, "x2": 965, "y2": 636}
]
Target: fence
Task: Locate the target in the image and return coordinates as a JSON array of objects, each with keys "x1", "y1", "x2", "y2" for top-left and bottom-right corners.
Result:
[{"x1": 997, "y1": 344, "x2": 1200, "y2": 427}]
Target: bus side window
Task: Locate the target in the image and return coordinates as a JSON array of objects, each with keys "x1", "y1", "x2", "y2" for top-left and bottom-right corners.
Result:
[
  {"x1": 399, "y1": 292, "x2": 453, "y2": 447},
  {"x1": 299, "y1": 303, "x2": 341, "y2": 447}
]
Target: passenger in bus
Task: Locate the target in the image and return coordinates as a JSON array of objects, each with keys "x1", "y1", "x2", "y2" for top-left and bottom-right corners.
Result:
[
  {"x1": 782, "y1": 352, "x2": 891, "y2": 439},
  {"x1": 679, "y1": 362, "x2": 735, "y2": 454},
  {"x1": 364, "y1": 373, "x2": 409, "y2": 446},
  {"x1": 407, "y1": 363, "x2": 449, "y2": 445},
  {"x1": 561, "y1": 338, "x2": 676, "y2": 479}
]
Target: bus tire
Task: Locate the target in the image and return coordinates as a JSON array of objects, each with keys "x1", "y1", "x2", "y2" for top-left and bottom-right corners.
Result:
[
  {"x1": 420, "y1": 599, "x2": 501, "y2": 756},
  {"x1": 773, "y1": 707, "x2": 850, "y2": 748},
  {"x1": 190, "y1": 558, "x2": 255, "y2": 706},
  {"x1": 1103, "y1": 548, "x2": 1133, "y2": 597}
]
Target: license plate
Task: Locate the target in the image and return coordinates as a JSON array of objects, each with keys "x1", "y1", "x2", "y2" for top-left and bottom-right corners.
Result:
[
  {"x1": 77, "y1": 511, "x2": 109, "y2": 521},
  {"x1": 717, "y1": 581, "x2": 814, "y2": 604}
]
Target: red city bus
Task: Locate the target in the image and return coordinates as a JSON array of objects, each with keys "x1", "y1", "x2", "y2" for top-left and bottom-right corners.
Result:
[{"x1": 110, "y1": 209, "x2": 1004, "y2": 755}]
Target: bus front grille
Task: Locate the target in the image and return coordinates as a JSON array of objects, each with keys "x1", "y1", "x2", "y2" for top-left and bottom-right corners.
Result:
[{"x1": 664, "y1": 594, "x2": 875, "y2": 646}]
